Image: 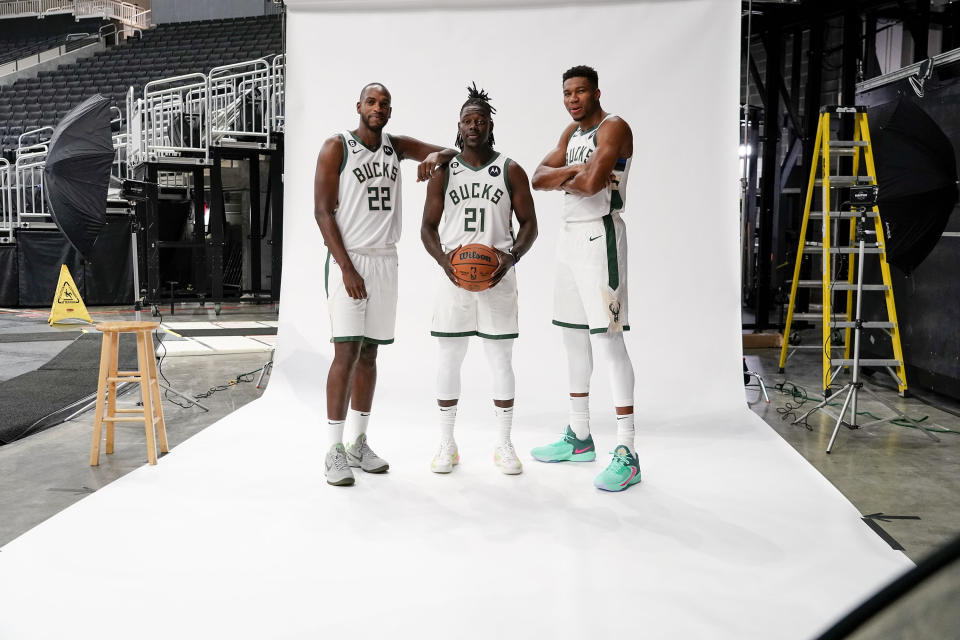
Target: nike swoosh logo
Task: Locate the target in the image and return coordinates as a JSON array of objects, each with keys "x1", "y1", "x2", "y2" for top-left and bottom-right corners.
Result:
[
  {"x1": 574, "y1": 446, "x2": 593, "y2": 454},
  {"x1": 620, "y1": 467, "x2": 637, "y2": 487},
  {"x1": 452, "y1": 170, "x2": 464, "y2": 175},
  {"x1": 351, "y1": 148, "x2": 362, "y2": 154},
  {"x1": 589, "y1": 235, "x2": 602, "y2": 242}
]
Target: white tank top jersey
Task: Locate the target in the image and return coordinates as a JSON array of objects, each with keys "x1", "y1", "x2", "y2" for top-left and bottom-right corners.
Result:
[
  {"x1": 335, "y1": 129, "x2": 403, "y2": 251},
  {"x1": 563, "y1": 113, "x2": 632, "y2": 222},
  {"x1": 439, "y1": 151, "x2": 514, "y2": 252}
]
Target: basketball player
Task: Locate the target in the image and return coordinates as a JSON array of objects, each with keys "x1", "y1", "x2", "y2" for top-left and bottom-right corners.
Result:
[
  {"x1": 421, "y1": 84, "x2": 538, "y2": 475},
  {"x1": 529, "y1": 65, "x2": 640, "y2": 492},
  {"x1": 314, "y1": 82, "x2": 457, "y2": 486}
]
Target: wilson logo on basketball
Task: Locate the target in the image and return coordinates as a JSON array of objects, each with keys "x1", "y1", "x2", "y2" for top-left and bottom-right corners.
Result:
[{"x1": 459, "y1": 250, "x2": 492, "y2": 263}]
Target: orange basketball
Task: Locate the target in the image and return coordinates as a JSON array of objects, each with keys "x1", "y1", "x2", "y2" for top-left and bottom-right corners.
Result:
[{"x1": 450, "y1": 243, "x2": 499, "y2": 292}]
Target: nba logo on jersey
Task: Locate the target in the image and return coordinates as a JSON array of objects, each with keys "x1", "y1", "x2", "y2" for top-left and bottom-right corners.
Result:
[{"x1": 488, "y1": 166, "x2": 501, "y2": 177}]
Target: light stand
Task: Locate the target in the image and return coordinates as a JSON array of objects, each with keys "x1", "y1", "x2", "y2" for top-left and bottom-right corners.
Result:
[
  {"x1": 792, "y1": 207, "x2": 939, "y2": 452},
  {"x1": 256, "y1": 348, "x2": 274, "y2": 390},
  {"x1": 132, "y1": 220, "x2": 209, "y2": 411}
]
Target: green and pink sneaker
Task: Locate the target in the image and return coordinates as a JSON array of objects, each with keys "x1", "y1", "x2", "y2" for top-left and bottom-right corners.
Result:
[
  {"x1": 530, "y1": 426, "x2": 597, "y2": 462},
  {"x1": 594, "y1": 444, "x2": 641, "y2": 492}
]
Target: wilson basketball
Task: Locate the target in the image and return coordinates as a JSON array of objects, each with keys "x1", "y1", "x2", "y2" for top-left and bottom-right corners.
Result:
[{"x1": 451, "y1": 244, "x2": 499, "y2": 292}]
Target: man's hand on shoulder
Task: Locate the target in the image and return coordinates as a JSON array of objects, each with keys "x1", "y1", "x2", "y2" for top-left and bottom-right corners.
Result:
[{"x1": 418, "y1": 149, "x2": 456, "y2": 182}]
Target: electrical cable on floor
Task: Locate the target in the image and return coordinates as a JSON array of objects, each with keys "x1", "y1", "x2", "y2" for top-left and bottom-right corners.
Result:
[
  {"x1": 770, "y1": 377, "x2": 958, "y2": 436},
  {"x1": 152, "y1": 308, "x2": 267, "y2": 406},
  {"x1": 774, "y1": 380, "x2": 813, "y2": 429},
  {"x1": 153, "y1": 309, "x2": 192, "y2": 409},
  {"x1": 193, "y1": 367, "x2": 265, "y2": 399}
]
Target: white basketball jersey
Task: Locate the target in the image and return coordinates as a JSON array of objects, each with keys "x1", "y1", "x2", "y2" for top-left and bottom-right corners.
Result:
[
  {"x1": 335, "y1": 130, "x2": 403, "y2": 251},
  {"x1": 563, "y1": 114, "x2": 632, "y2": 222},
  {"x1": 439, "y1": 152, "x2": 514, "y2": 252}
]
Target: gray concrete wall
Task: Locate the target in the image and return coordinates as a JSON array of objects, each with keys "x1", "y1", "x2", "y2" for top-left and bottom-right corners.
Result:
[{"x1": 150, "y1": 0, "x2": 278, "y2": 24}]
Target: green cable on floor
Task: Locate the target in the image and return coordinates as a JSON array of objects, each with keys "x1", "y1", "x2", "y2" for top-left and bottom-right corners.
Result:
[{"x1": 772, "y1": 381, "x2": 960, "y2": 436}]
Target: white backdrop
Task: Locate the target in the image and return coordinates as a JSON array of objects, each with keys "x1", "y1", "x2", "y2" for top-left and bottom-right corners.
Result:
[
  {"x1": 0, "y1": 5, "x2": 918, "y2": 638},
  {"x1": 272, "y1": 0, "x2": 745, "y2": 426}
]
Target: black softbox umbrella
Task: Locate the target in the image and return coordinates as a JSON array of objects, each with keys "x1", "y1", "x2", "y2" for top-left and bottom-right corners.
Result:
[
  {"x1": 870, "y1": 98, "x2": 959, "y2": 273},
  {"x1": 43, "y1": 95, "x2": 114, "y2": 259}
]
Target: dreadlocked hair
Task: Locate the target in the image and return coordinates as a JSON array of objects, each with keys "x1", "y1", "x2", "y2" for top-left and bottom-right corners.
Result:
[{"x1": 455, "y1": 82, "x2": 496, "y2": 150}]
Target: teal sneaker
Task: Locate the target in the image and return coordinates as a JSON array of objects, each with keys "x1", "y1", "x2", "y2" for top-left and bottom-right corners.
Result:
[
  {"x1": 594, "y1": 444, "x2": 641, "y2": 492},
  {"x1": 530, "y1": 426, "x2": 596, "y2": 462}
]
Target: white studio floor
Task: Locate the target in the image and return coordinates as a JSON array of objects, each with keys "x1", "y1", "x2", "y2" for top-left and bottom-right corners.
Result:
[{"x1": 0, "y1": 379, "x2": 913, "y2": 640}]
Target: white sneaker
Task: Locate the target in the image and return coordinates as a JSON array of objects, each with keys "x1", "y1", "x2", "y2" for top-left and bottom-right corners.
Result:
[
  {"x1": 431, "y1": 440, "x2": 459, "y2": 474},
  {"x1": 494, "y1": 440, "x2": 522, "y2": 475}
]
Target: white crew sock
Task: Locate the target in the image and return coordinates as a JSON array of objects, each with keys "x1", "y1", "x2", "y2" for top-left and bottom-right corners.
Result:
[
  {"x1": 348, "y1": 408, "x2": 370, "y2": 442},
  {"x1": 495, "y1": 405, "x2": 514, "y2": 444},
  {"x1": 439, "y1": 405, "x2": 457, "y2": 444},
  {"x1": 616, "y1": 412, "x2": 635, "y2": 449},
  {"x1": 570, "y1": 395, "x2": 590, "y2": 440},
  {"x1": 328, "y1": 419, "x2": 345, "y2": 448}
]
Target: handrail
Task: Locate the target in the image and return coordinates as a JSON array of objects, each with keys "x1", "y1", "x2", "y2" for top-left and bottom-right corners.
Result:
[
  {"x1": 17, "y1": 126, "x2": 54, "y2": 151},
  {"x1": 0, "y1": 0, "x2": 73, "y2": 19},
  {"x1": 0, "y1": 158, "x2": 12, "y2": 242},
  {"x1": 74, "y1": 0, "x2": 151, "y2": 28}
]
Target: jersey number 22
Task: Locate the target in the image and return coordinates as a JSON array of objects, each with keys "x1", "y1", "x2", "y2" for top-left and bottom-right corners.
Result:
[{"x1": 367, "y1": 186, "x2": 391, "y2": 211}]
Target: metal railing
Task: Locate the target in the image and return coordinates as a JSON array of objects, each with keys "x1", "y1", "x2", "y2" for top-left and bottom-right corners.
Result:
[
  {"x1": 0, "y1": 159, "x2": 13, "y2": 242},
  {"x1": 127, "y1": 56, "x2": 286, "y2": 168},
  {"x1": 270, "y1": 54, "x2": 284, "y2": 134},
  {"x1": 112, "y1": 131, "x2": 128, "y2": 179},
  {"x1": 0, "y1": 0, "x2": 72, "y2": 20},
  {"x1": 74, "y1": 0, "x2": 150, "y2": 28},
  {"x1": 137, "y1": 73, "x2": 209, "y2": 161},
  {"x1": 207, "y1": 59, "x2": 271, "y2": 147},
  {"x1": 17, "y1": 126, "x2": 54, "y2": 153},
  {"x1": 14, "y1": 150, "x2": 49, "y2": 226}
]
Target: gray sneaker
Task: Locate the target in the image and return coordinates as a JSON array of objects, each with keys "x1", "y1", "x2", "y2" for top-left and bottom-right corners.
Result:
[
  {"x1": 345, "y1": 433, "x2": 389, "y2": 473},
  {"x1": 325, "y1": 443, "x2": 355, "y2": 486}
]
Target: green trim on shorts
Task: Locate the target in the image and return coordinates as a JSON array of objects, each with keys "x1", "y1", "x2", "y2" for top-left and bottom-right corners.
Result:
[
  {"x1": 432, "y1": 330, "x2": 478, "y2": 338},
  {"x1": 331, "y1": 336, "x2": 394, "y2": 345},
  {"x1": 602, "y1": 213, "x2": 619, "y2": 290},
  {"x1": 552, "y1": 320, "x2": 590, "y2": 330},
  {"x1": 324, "y1": 250, "x2": 331, "y2": 298},
  {"x1": 431, "y1": 330, "x2": 517, "y2": 340},
  {"x1": 589, "y1": 325, "x2": 631, "y2": 334}
]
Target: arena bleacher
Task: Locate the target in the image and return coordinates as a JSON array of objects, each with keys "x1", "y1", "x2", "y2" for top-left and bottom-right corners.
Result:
[{"x1": 0, "y1": 14, "x2": 281, "y2": 154}]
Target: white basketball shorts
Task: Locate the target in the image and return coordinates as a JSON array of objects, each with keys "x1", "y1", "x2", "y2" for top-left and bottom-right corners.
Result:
[
  {"x1": 325, "y1": 248, "x2": 398, "y2": 344},
  {"x1": 431, "y1": 266, "x2": 519, "y2": 340},
  {"x1": 553, "y1": 212, "x2": 629, "y2": 334}
]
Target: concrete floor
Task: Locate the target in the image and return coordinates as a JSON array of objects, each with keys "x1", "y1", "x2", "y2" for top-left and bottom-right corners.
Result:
[
  {"x1": 2, "y1": 304, "x2": 959, "y2": 563},
  {"x1": 0, "y1": 303, "x2": 276, "y2": 547},
  {"x1": 745, "y1": 337, "x2": 960, "y2": 562}
]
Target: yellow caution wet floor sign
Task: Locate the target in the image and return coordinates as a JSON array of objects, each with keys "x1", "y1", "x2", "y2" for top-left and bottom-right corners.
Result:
[{"x1": 48, "y1": 265, "x2": 92, "y2": 325}]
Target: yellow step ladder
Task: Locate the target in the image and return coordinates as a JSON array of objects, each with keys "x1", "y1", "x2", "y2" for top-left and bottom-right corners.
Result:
[{"x1": 777, "y1": 105, "x2": 907, "y2": 397}]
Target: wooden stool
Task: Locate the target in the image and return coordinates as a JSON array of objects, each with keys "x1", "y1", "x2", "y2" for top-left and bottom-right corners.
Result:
[{"x1": 90, "y1": 321, "x2": 169, "y2": 466}]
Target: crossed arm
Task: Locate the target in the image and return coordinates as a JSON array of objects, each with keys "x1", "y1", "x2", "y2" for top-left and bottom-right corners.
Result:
[{"x1": 531, "y1": 117, "x2": 632, "y2": 197}]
